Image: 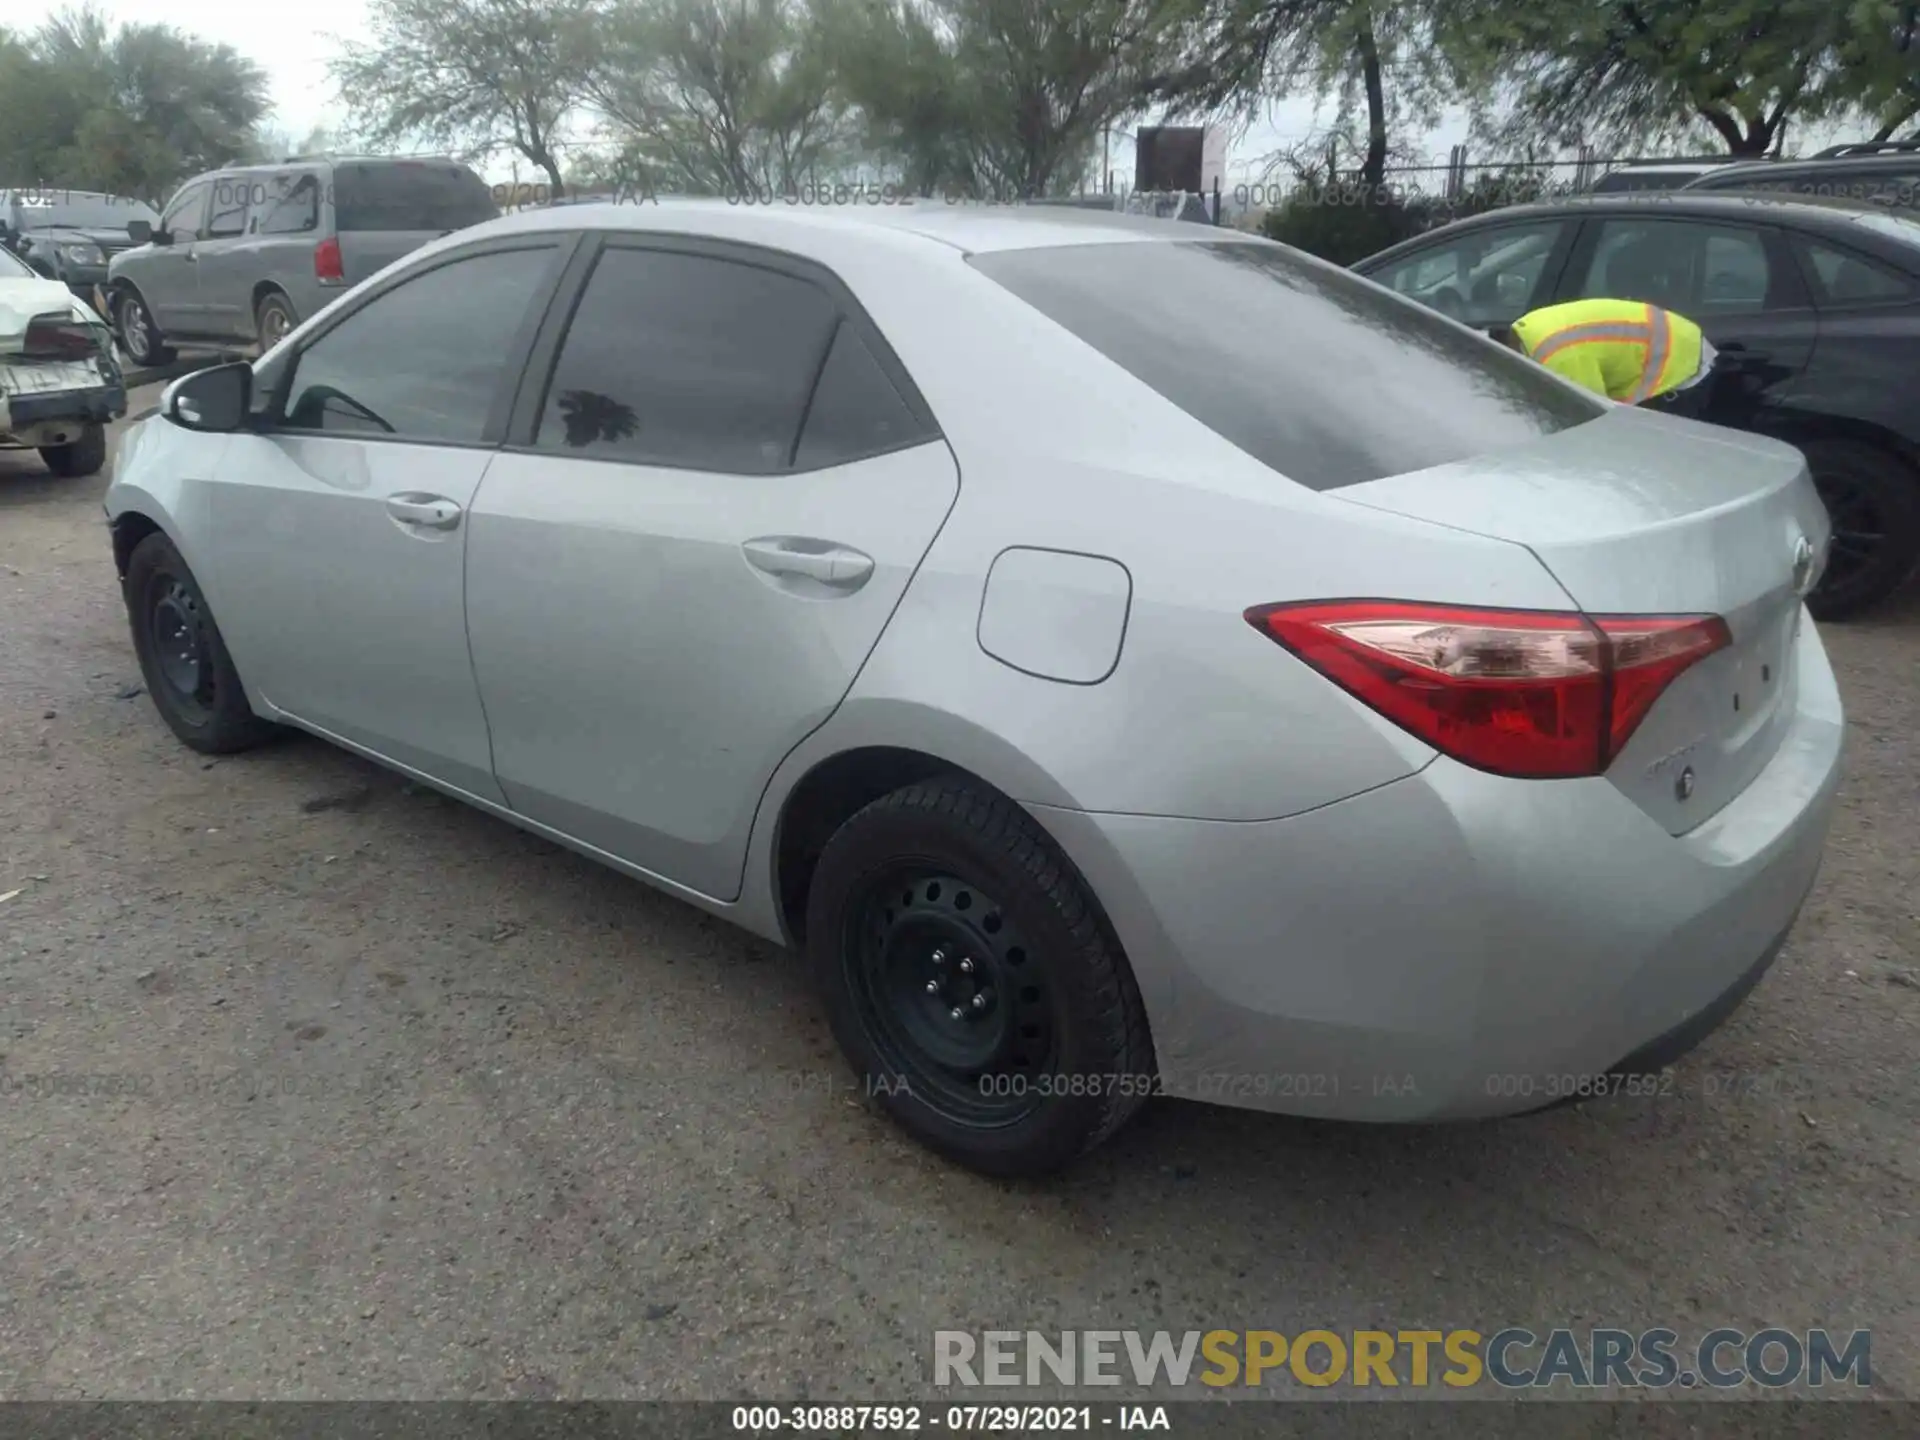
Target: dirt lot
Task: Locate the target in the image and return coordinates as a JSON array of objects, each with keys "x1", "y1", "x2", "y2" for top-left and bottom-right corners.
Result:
[{"x1": 1, "y1": 395, "x2": 1916, "y2": 1404}]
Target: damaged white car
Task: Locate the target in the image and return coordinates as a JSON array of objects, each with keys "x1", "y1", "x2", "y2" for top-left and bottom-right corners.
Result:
[{"x1": 0, "y1": 240, "x2": 125, "y2": 476}]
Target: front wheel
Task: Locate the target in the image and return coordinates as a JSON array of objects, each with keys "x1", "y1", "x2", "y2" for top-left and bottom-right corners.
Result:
[
  {"x1": 806, "y1": 777, "x2": 1155, "y2": 1177},
  {"x1": 124, "y1": 532, "x2": 276, "y2": 754},
  {"x1": 39, "y1": 423, "x2": 106, "y2": 478},
  {"x1": 1802, "y1": 439, "x2": 1920, "y2": 621},
  {"x1": 113, "y1": 287, "x2": 175, "y2": 368}
]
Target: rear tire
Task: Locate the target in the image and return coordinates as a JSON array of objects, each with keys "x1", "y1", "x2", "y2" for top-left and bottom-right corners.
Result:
[
  {"x1": 124, "y1": 532, "x2": 276, "y2": 754},
  {"x1": 1803, "y1": 440, "x2": 1920, "y2": 621},
  {"x1": 39, "y1": 423, "x2": 106, "y2": 478},
  {"x1": 806, "y1": 776, "x2": 1155, "y2": 1177}
]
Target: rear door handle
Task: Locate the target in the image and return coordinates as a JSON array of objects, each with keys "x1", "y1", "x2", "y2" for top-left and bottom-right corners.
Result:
[
  {"x1": 386, "y1": 493, "x2": 462, "y2": 530},
  {"x1": 741, "y1": 537, "x2": 874, "y2": 589}
]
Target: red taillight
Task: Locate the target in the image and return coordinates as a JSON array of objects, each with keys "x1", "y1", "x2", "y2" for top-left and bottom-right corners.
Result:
[
  {"x1": 21, "y1": 313, "x2": 100, "y2": 362},
  {"x1": 314, "y1": 236, "x2": 344, "y2": 283},
  {"x1": 1245, "y1": 600, "x2": 1731, "y2": 779}
]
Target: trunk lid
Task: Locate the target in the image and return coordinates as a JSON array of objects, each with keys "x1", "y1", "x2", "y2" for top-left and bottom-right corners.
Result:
[
  {"x1": 0, "y1": 276, "x2": 91, "y2": 353},
  {"x1": 1333, "y1": 406, "x2": 1830, "y2": 833}
]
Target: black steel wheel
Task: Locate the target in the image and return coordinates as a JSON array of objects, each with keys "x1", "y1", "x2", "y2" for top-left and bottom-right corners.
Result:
[
  {"x1": 123, "y1": 532, "x2": 276, "y2": 754},
  {"x1": 807, "y1": 777, "x2": 1155, "y2": 1177},
  {"x1": 846, "y1": 868, "x2": 1058, "y2": 1128},
  {"x1": 1803, "y1": 440, "x2": 1920, "y2": 621}
]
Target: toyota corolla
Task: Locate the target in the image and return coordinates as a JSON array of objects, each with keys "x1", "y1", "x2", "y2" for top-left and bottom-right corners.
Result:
[{"x1": 104, "y1": 201, "x2": 1844, "y2": 1175}]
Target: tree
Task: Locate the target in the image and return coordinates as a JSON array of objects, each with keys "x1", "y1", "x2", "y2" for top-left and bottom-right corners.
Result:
[
  {"x1": 0, "y1": 5, "x2": 269, "y2": 203},
  {"x1": 586, "y1": 0, "x2": 852, "y2": 197},
  {"x1": 825, "y1": 0, "x2": 1187, "y2": 200},
  {"x1": 1829, "y1": 1, "x2": 1920, "y2": 143},
  {"x1": 1153, "y1": 1, "x2": 1476, "y2": 188},
  {"x1": 1455, "y1": 0, "x2": 1854, "y2": 158},
  {"x1": 331, "y1": 0, "x2": 604, "y2": 197}
]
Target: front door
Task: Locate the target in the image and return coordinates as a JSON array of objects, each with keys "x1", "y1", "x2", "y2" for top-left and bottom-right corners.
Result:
[
  {"x1": 465, "y1": 239, "x2": 958, "y2": 899},
  {"x1": 1556, "y1": 215, "x2": 1818, "y2": 428},
  {"x1": 145, "y1": 180, "x2": 211, "y2": 333},
  {"x1": 205, "y1": 238, "x2": 573, "y2": 798}
]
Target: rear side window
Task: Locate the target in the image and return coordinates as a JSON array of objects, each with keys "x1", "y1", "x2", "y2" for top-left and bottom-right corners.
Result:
[
  {"x1": 253, "y1": 172, "x2": 322, "y2": 235},
  {"x1": 331, "y1": 162, "x2": 499, "y2": 232},
  {"x1": 970, "y1": 240, "x2": 1604, "y2": 491},
  {"x1": 532, "y1": 246, "x2": 842, "y2": 473},
  {"x1": 793, "y1": 320, "x2": 928, "y2": 469},
  {"x1": 1795, "y1": 237, "x2": 1914, "y2": 304}
]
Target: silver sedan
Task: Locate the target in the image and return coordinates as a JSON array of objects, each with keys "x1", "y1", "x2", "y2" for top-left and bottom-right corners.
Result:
[{"x1": 104, "y1": 200, "x2": 1845, "y2": 1175}]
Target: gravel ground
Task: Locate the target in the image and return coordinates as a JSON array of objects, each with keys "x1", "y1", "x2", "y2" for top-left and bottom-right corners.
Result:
[{"x1": 1, "y1": 395, "x2": 1916, "y2": 1405}]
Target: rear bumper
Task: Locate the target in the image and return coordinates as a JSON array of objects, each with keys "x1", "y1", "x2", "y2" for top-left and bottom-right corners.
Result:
[
  {"x1": 0, "y1": 380, "x2": 127, "y2": 444},
  {"x1": 1036, "y1": 614, "x2": 1845, "y2": 1120}
]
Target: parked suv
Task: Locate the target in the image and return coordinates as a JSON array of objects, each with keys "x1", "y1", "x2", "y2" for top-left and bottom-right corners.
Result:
[
  {"x1": 1588, "y1": 156, "x2": 1757, "y2": 193},
  {"x1": 106, "y1": 155, "x2": 498, "y2": 367},
  {"x1": 0, "y1": 188, "x2": 159, "y2": 304},
  {"x1": 1682, "y1": 139, "x2": 1920, "y2": 211}
]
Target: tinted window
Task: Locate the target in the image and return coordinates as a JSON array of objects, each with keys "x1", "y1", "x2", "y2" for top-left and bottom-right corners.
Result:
[
  {"x1": 533, "y1": 247, "x2": 838, "y2": 472},
  {"x1": 161, "y1": 182, "x2": 209, "y2": 238},
  {"x1": 1578, "y1": 219, "x2": 1775, "y2": 313},
  {"x1": 1591, "y1": 170, "x2": 1705, "y2": 193},
  {"x1": 252, "y1": 172, "x2": 321, "y2": 235},
  {"x1": 1796, "y1": 238, "x2": 1914, "y2": 304},
  {"x1": 332, "y1": 162, "x2": 499, "y2": 232},
  {"x1": 282, "y1": 245, "x2": 559, "y2": 442},
  {"x1": 793, "y1": 320, "x2": 929, "y2": 469},
  {"x1": 973, "y1": 240, "x2": 1605, "y2": 491},
  {"x1": 1370, "y1": 221, "x2": 1568, "y2": 326}
]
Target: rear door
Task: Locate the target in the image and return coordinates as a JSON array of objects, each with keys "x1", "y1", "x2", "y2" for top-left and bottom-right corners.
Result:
[
  {"x1": 1556, "y1": 213, "x2": 1818, "y2": 429},
  {"x1": 329, "y1": 160, "x2": 501, "y2": 286},
  {"x1": 464, "y1": 236, "x2": 958, "y2": 900}
]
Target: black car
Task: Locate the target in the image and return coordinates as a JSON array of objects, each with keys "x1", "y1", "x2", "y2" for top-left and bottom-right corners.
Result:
[
  {"x1": 1682, "y1": 140, "x2": 1920, "y2": 212},
  {"x1": 1, "y1": 188, "x2": 161, "y2": 304},
  {"x1": 1354, "y1": 192, "x2": 1920, "y2": 618}
]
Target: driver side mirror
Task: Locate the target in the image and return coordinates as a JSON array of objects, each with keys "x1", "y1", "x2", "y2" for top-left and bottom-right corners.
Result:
[
  {"x1": 127, "y1": 219, "x2": 153, "y2": 245},
  {"x1": 165, "y1": 362, "x2": 252, "y2": 433}
]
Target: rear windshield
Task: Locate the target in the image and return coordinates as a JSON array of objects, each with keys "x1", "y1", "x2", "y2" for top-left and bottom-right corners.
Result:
[
  {"x1": 1591, "y1": 171, "x2": 1704, "y2": 193},
  {"x1": 331, "y1": 163, "x2": 499, "y2": 232},
  {"x1": 969, "y1": 239, "x2": 1605, "y2": 490}
]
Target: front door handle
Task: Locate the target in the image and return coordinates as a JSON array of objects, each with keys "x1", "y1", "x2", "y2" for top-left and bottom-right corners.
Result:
[
  {"x1": 741, "y1": 537, "x2": 874, "y2": 590},
  {"x1": 386, "y1": 493, "x2": 462, "y2": 530}
]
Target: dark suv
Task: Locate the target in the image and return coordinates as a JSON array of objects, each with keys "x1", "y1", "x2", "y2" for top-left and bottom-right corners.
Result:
[
  {"x1": 107, "y1": 155, "x2": 498, "y2": 367},
  {"x1": 1, "y1": 188, "x2": 160, "y2": 305},
  {"x1": 1682, "y1": 140, "x2": 1920, "y2": 211},
  {"x1": 1355, "y1": 192, "x2": 1920, "y2": 618}
]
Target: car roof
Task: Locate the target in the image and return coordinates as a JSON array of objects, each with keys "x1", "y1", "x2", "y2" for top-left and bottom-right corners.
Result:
[
  {"x1": 1357, "y1": 190, "x2": 1912, "y2": 264},
  {"x1": 469, "y1": 197, "x2": 1229, "y2": 255}
]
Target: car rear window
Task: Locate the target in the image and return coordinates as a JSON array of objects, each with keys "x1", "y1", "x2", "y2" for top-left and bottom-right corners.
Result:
[
  {"x1": 968, "y1": 239, "x2": 1605, "y2": 490},
  {"x1": 331, "y1": 163, "x2": 500, "y2": 232}
]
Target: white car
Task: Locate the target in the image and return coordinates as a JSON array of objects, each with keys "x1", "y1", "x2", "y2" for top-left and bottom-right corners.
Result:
[{"x1": 0, "y1": 241, "x2": 125, "y2": 476}]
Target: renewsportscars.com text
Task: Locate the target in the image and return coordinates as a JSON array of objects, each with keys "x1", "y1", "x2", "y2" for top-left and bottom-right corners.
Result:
[{"x1": 933, "y1": 1328, "x2": 1871, "y2": 1390}]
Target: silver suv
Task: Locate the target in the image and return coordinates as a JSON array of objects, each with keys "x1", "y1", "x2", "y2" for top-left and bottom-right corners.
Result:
[{"x1": 106, "y1": 155, "x2": 498, "y2": 366}]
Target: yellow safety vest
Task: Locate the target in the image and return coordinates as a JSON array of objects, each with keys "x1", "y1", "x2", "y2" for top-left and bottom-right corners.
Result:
[{"x1": 1512, "y1": 299, "x2": 1705, "y2": 404}]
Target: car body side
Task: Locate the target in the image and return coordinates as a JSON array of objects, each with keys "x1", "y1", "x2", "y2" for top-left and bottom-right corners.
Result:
[{"x1": 106, "y1": 205, "x2": 1845, "y2": 1119}]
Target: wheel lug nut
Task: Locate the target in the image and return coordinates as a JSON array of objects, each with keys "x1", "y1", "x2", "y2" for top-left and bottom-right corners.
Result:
[
  {"x1": 925, "y1": 980, "x2": 939, "y2": 994},
  {"x1": 931, "y1": 947, "x2": 947, "y2": 964},
  {"x1": 971, "y1": 993, "x2": 987, "y2": 1010},
  {"x1": 958, "y1": 958, "x2": 974, "y2": 975},
  {"x1": 949, "y1": 1006, "x2": 964, "y2": 1021}
]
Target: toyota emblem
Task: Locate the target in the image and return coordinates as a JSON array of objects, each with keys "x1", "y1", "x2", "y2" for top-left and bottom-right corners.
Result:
[{"x1": 1791, "y1": 535, "x2": 1816, "y2": 597}]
